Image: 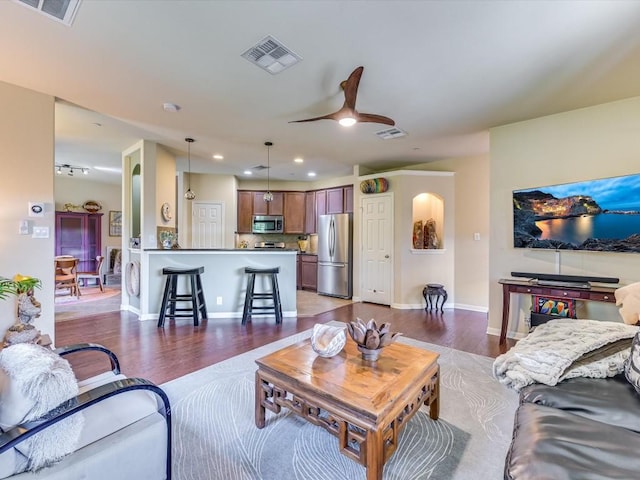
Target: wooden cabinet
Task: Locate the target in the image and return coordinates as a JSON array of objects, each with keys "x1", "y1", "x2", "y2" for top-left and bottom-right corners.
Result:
[
  {"x1": 284, "y1": 192, "x2": 306, "y2": 234},
  {"x1": 300, "y1": 254, "x2": 318, "y2": 291},
  {"x1": 55, "y1": 212, "x2": 103, "y2": 272},
  {"x1": 253, "y1": 192, "x2": 283, "y2": 215},
  {"x1": 326, "y1": 187, "x2": 344, "y2": 215},
  {"x1": 344, "y1": 185, "x2": 354, "y2": 213},
  {"x1": 237, "y1": 191, "x2": 253, "y2": 233},
  {"x1": 304, "y1": 191, "x2": 316, "y2": 234}
]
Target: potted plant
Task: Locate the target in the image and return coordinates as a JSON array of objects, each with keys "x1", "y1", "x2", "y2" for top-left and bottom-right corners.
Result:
[
  {"x1": 1, "y1": 274, "x2": 42, "y2": 345},
  {"x1": 159, "y1": 230, "x2": 175, "y2": 249}
]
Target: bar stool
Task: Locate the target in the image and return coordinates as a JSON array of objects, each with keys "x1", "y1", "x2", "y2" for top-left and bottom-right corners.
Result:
[
  {"x1": 242, "y1": 267, "x2": 282, "y2": 325},
  {"x1": 423, "y1": 283, "x2": 448, "y2": 312},
  {"x1": 157, "y1": 266, "x2": 208, "y2": 327}
]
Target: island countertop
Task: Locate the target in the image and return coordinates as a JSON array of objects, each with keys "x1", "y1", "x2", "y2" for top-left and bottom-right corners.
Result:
[{"x1": 137, "y1": 248, "x2": 297, "y2": 322}]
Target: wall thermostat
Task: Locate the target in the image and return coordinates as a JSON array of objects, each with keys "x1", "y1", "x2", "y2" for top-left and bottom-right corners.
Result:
[{"x1": 28, "y1": 202, "x2": 45, "y2": 217}]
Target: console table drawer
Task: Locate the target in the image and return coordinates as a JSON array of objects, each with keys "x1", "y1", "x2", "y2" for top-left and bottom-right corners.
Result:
[
  {"x1": 512, "y1": 286, "x2": 535, "y2": 294},
  {"x1": 548, "y1": 289, "x2": 591, "y2": 299},
  {"x1": 588, "y1": 292, "x2": 615, "y2": 302}
]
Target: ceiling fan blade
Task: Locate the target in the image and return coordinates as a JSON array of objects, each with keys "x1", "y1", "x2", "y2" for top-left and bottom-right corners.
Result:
[
  {"x1": 289, "y1": 112, "x2": 340, "y2": 123},
  {"x1": 356, "y1": 113, "x2": 395, "y2": 126},
  {"x1": 342, "y1": 66, "x2": 364, "y2": 110}
]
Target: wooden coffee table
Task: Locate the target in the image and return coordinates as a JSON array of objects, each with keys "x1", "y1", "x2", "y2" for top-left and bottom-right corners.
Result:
[{"x1": 255, "y1": 338, "x2": 440, "y2": 480}]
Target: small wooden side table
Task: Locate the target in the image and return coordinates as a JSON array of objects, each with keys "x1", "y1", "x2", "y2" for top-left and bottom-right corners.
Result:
[{"x1": 423, "y1": 283, "x2": 447, "y2": 312}]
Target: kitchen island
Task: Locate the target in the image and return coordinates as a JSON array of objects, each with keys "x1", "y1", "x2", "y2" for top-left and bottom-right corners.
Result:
[{"x1": 137, "y1": 249, "x2": 297, "y2": 322}]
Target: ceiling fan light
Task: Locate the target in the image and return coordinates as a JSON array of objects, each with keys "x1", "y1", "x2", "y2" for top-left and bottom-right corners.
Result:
[{"x1": 339, "y1": 117, "x2": 357, "y2": 127}]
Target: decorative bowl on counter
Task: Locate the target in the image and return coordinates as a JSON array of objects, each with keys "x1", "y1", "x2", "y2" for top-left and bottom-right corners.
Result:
[
  {"x1": 311, "y1": 324, "x2": 347, "y2": 358},
  {"x1": 346, "y1": 318, "x2": 402, "y2": 362}
]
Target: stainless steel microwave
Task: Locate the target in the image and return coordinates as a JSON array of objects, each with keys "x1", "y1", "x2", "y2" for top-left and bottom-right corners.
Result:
[{"x1": 252, "y1": 215, "x2": 284, "y2": 234}]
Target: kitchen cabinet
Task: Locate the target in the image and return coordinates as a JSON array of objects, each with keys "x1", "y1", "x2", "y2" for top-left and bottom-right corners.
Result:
[
  {"x1": 304, "y1": 191, "x2": 316, "y2": 234},
  {"x1": 284, "y1": 192, "x2": 306, "y2": 233},
  {"x1": 55, "y1": 211, "x2": 103, "y2": 272},
  {"x1": 315, "y1": 190, "x2": 327, "y2": 227},
  {"x1": 326, "y1": 187, "x2": 344, "y2": 215},
  {"x1": 344, "y1": 185, "x2": 354, "y2": 213},
  {"x1": 237, "y1": 191, "x2": 253, "y2": 233},
  {"x1": 300, "y1": 254, "x2": 318, "y2": 291},
  {"x1": 253, "y1": 191, "x2": 283, "y2": 216}
]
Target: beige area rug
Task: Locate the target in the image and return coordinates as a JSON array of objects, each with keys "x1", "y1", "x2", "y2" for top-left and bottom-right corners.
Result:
[
  {"x1": 55, "y1": 287, "x2": 121, "y2": 322},
  {"x1": 296, "y1": 290, "x2": 353, "y2": 317}
]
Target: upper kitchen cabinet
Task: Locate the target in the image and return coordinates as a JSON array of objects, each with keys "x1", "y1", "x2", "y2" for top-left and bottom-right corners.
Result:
[
  {"x1": 284, "y1": 192, "x2": 305, "y2": 234},
  {"x1": 344, "y1": 185, "x2": 354, "y2": 213},
  {"x1": 253, "y1": 191, "x2": 283, "y2": 216},
  {"x1": 326, "y1": 187, "x2": 344, "y2": 214},
  {"x1": 237, "y1": 191, "x2": 253, "y2": 233},
  {"x1": 305, "y1": 191, "x2": 316, "y2": 234}
]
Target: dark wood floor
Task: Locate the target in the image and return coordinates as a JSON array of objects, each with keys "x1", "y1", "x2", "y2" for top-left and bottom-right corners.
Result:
[{"x1": 55, "y1": 303, "x2": 515, "y2": 385}]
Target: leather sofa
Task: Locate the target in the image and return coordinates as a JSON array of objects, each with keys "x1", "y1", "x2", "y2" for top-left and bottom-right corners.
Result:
[{"x1": 504, "y1": 374, "x2": 640, "y2": 479}]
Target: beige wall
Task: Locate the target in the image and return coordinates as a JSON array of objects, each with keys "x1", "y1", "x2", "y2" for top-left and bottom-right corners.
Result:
[
  {"x1": 418, "y1": 155, "x2": 490, "y2": 310},
  {"x1": 54, "y1": 177, "x2": 122, "y2": 254},
  {"x1": 389, "y1": 172, "x2": 455, "y2": 308},
  {"x1": 0, "y1": 81, "x2": 55, "y2": 341},
  {"x1": 489, "y1": 96, "x2": 640, "y2": 338},
  {"x1": 155, "y1": 145, "x2": 176, "y2": 231}
]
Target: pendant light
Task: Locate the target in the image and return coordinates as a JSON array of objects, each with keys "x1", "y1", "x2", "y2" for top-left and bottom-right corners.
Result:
[
  {"x1": 184, "y1": 137, "x2": 196, "y2": 200},
  {"x1": 263, "y1": 141, "x2": 273, "y2": 202}
]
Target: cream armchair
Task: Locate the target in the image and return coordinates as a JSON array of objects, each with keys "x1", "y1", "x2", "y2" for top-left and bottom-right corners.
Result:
[{"x1": 0, "y1": 343, "x2": 171, "y2": 479}]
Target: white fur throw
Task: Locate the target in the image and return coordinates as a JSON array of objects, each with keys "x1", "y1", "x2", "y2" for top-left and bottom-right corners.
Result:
[
  {"x1": 0, "y1": 343, "x2": 83, "y2": 473},
  {"x1": 493, "y1": 319, "x2": 639, "y2": 391}
]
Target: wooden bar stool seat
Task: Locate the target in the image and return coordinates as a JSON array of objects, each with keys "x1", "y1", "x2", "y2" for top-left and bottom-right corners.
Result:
[
  {"x1": 157, "y1": 266, "x2": 207, "y2": 327},
  {"x1": 242, "y1": 267, "x2": 282, "y2": 325}
]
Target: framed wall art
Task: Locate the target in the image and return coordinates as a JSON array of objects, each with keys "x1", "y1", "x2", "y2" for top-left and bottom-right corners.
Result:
[{"x1": 109, "y1": 210, "x2": 122, "y2": 237}]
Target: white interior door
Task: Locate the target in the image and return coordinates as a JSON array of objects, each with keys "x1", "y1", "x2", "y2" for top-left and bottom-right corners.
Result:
[
  {"x1": 192, "y1": 202, "x2": 224, "y2": 248},
  {"x1": 361, "y1": 193, "x2": 393, "y2": 305}
]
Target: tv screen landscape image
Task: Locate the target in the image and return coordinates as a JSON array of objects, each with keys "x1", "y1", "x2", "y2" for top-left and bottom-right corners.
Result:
[{"x1": 513, "y1": 173, "x2": 640, "y2": 253}]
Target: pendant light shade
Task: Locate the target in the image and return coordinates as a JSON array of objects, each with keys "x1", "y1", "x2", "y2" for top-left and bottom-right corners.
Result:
[
  {"x1": 184, "y1": 137, "x2": 196, "y2": 200},
  {"x1": 263, "y1": 141, "x2": 273, "y2": 203}
]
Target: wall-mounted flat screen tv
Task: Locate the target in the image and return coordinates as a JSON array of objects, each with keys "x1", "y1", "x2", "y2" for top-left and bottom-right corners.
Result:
[{"x1": 513, "y1": 173, "x2": 640, "y2": 253}]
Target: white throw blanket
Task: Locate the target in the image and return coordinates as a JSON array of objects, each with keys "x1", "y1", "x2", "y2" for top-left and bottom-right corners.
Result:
[{"x1": 493, "y1": 319, "x2": 638, "y2": 391}]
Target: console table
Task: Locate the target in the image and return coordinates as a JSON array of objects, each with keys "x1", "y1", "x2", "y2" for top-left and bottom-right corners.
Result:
[{"x1": 498, "y1": 278, "x2": 619, "y2": 343}]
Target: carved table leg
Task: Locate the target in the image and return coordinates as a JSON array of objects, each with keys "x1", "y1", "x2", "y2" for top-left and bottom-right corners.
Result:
[
  {"x1": 255, "y1": 371, "x2": 266, "y2": 428},
  {"x1": 365, "y1": 428, "x2": 384, "y2": 480},
  {"x1": 429, "y1": 366, "x2": 440, "y2": 420}
]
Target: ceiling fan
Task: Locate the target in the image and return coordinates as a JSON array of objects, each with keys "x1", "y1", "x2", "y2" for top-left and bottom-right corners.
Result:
[{"x1": 290, "y1": 66, "x2": 395, "y2": 127}]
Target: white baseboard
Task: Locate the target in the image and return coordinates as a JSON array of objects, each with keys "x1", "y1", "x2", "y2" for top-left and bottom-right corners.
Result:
[
  {"x1": 454, "y1": 303, "x2": 488, "y2": 313},
  {"x1": 486, "y1": 326, "x2": 527, "y2": 340}
]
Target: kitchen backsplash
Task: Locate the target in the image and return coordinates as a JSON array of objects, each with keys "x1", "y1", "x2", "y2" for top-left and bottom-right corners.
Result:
[{"x1": 236, "y1": 233, "x2": 318, "y2": 253}]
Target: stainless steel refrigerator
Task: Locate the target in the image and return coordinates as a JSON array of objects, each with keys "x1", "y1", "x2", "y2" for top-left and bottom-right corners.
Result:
[{"x1": 317, "y1": 213, "x2": 352, "y2": 299}]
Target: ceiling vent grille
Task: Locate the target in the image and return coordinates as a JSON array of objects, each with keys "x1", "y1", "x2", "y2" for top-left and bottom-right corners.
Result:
[
  {"x1": 241, "y1": 35, "x2": 302, "y2": 75},
  {"x1": 375, "y1": 127, "x2": 407, "y2": 140},
  {"x1": 12, "y1": 0, "x2": 81, "y2": 26}
]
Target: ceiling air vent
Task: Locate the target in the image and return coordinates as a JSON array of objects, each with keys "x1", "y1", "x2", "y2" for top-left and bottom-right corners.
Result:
[
  {"x1": 12, "y1": 0, "x2": 81, "y2": 26},
  {"x1": 241, "y1": 35, "x2": 302, "y2": 75},
  {"x1": 375, "y1": 127, "x2": 407, "y2": 140}
]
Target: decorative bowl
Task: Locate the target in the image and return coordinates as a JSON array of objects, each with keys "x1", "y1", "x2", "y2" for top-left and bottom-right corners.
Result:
[
  {"x1": 311, "y1": 324, "x2": 347, "y2": 358},
  {"x1": 346, "y1": 318, "x2": 402, "y2": 362}
]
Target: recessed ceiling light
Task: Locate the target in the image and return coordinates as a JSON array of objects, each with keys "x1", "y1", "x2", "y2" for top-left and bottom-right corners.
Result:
[
  {"x1": 294, "y1": 157, "x2": 304, "y2": 163},
  {"x1": 307, "y1": 172, "x2": 316, "y2": 177},
  {"x1": 162, "y1": 102, "x2": 181, "y2": 113},
  {"x1": 244, "y1": 170, "x2": 252, "y2": 175},
  {"x1": 213, "y1": 154, "x2": 224, "y2": 160}
]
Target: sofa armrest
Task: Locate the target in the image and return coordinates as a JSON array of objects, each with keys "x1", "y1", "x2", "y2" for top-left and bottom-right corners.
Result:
[
  {"x1": 54, "y1": 343, "x2": 121, "y2": 375},
  {"x1": 0, "y1": 378, "x2": 171, "y2": 479}
]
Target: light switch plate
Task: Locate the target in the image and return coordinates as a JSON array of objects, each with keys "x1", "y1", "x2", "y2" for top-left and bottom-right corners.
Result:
[
  {"x1": 32, "y1": 226, "x2": 49, "y2": 238},
  {"x1": 18, "y1": 220, "x2": 29, "y2": 235}
]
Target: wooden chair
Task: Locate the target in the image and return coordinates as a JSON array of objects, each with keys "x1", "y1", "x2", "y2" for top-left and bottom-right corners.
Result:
[
  {"x1": 78, "y1": 255, "x2": 105, "y2": 292},
  {"x1": 55, "y1": 257, "x2": 81, "y2": 298}
]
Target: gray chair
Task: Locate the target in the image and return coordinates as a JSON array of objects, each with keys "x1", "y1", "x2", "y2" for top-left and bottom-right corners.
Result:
[
  {"x1": 0, "y1": 343, "x2": 171, "y2": 479},
  {"x1": 77, "y1": 256, "x2": 105, "y2": 292}
]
